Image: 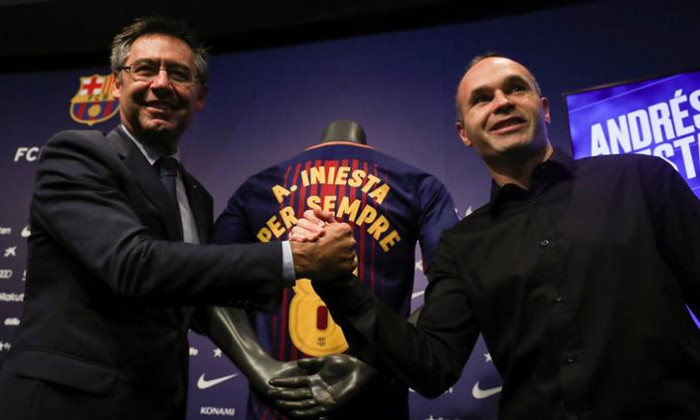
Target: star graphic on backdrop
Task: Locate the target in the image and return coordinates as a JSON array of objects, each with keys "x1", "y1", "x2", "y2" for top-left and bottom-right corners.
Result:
[
  {"x1": 4, "y1": 247, "x2": 16, "y2": 257},
  {"x1": 415, "y1": 260, "x2": 423, "y2": 272},
  {"x1": 484, "y1": 353, "x2": 493, "y2": 363},
  {"x1": 213, "y1": 348, "x2": 223, "y2": 358}
]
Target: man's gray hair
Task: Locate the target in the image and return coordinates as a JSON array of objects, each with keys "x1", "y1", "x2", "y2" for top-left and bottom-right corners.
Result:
[{"x1": 110, "y1": 16, "x2": 208, "y2": 85}]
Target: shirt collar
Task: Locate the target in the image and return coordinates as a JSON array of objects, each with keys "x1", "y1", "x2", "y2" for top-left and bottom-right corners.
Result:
[
  {"x1": 305, "y1": 141, "x2": 374, "y2": 151},
  {"x1": 488, "y1": 147, "x2": 574, "y2": 213},
  {"x1": 119, "y1": 124, "x2": 180, "y2": 166}
]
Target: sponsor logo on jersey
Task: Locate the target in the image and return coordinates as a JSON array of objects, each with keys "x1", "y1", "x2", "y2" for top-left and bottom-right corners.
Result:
[
  {"x1": 69, "y1": 73, "x2": 119, "y2": 126},
  {"x1": 196, "y1": 373, "x2": 238, "y2": 390}
]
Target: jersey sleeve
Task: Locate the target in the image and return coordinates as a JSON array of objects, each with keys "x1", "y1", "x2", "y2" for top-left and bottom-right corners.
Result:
[
  {"x1": 416, "y1": 175, "x2": 459, "y2": 272},
  {"x1": 212, "y1": 184, "x2": 255, "y2": 245}
]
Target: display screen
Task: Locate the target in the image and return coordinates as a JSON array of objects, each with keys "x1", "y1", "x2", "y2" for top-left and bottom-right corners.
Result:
[{"x1": 565, "y1": 69, "x2": 700, "y2": 198}]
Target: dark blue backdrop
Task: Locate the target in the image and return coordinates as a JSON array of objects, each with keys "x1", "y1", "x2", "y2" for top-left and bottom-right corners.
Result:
[{"x1": 2, "y1": 0, "x2": 700, "y2": 418}]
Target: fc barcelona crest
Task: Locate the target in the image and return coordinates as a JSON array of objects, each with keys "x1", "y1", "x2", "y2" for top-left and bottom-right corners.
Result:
[{"x1": 69, "y1": 73, "x2": 119, "y2": 126}]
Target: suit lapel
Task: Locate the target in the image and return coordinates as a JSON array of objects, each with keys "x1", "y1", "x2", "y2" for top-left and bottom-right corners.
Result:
[{"x1": 106, "y1": 128, "x2": 184, "y2": 241}]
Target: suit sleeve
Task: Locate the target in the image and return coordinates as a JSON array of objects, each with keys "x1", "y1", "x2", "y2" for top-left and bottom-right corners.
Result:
[
  {"x1": 314, "y1": 231, "x2": 479, "y2": 398},
  {"x1": 32, "y1": 131, "x2": 285, "y2": 306}
]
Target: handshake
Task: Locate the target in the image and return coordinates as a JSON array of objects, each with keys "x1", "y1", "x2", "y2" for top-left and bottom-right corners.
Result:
[{"x1": 290, "y1": 209, "x2": 357, "y2": 282}]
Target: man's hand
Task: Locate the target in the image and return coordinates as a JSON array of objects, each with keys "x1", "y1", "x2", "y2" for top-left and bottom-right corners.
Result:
[
  {"x1": 290, "y1": 211, "x2": 356, "y2": 282},
  {"x1": 268, "y1": 355, "x2": 378, "y2": 419},
  {"x1": 289, "y1": 209, "x2": 337, "y2": 242}
]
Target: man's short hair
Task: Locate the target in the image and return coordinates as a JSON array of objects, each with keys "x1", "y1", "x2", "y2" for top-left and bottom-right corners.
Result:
[
  {"x1": 455, "y1": 52, "x2": 543, "y2": 124},
  {"x1": 110, "y1": 16, "x2": 208, "y2": 85}
]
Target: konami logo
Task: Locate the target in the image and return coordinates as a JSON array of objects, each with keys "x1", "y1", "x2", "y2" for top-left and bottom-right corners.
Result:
[{"x1": 200, "y1": 406, "x2": 235, "y2": 416}]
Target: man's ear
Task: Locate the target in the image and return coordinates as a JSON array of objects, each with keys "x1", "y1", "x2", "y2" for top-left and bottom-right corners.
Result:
[
  {"x1": 112, "y1": 73, "x2": 122, "y2": 100},
  {"x1": 195, "y1": 83, "x2": 208, "y2": 112},
  {"x1": 456, "y1": 121, "x2": 473, "y2": 148},
  {"x1": 542, "y1": 96, "x2": 551, "y2": 124}
]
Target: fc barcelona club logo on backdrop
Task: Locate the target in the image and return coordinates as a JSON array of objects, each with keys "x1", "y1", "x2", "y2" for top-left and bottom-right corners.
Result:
[{"x1": 69, "y1": 74, "x2": 119, "y2": 126}]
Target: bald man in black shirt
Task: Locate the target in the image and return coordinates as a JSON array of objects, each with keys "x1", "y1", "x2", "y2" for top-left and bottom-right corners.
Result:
[{"x1": 286, "y1": 54, "x2": 700, "y2": 420}]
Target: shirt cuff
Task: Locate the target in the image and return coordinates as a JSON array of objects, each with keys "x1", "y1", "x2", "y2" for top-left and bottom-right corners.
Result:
[{"x1": 281, "y1": 241, "x2": 295, "y2": 286}]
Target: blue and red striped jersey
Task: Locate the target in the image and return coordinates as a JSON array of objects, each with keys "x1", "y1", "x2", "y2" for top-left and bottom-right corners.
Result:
[{"x1": 213, "y1": 141, "x2": 458, "y2": 419}]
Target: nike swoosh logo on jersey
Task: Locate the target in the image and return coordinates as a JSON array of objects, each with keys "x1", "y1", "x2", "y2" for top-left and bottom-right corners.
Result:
[
  {"x1": 471, "y1": 381, "x2": 502, "y2": 399},
  {"x1": 197, "y1": 373, "x2": 238, "y2": 390}
]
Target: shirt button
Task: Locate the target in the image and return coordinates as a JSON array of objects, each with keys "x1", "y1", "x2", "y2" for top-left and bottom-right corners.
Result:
[
  {"x1": 553, "y1": 293, "x2": 562, "y2": 303},
  {"x1": 540, "y1": 239, "x2": 550, "y2": 247}
]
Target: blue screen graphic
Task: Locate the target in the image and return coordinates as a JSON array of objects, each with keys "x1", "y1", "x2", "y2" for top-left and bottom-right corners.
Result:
[{"x1": 566, "y1": 69, "x2": 700, "y2": 198}]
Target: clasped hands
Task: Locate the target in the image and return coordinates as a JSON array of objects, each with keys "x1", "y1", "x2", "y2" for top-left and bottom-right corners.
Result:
[{"x1": 290, "y1": 209, "x2": 356, "y2": 282}]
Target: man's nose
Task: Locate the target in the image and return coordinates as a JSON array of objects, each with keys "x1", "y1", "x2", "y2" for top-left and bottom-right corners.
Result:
[
  {"x1": 150, "y1": 68, "x2": 173, "y2": 89},
  {"x1": 493, "y1": 90, "x2": 514, "y2": 112}
]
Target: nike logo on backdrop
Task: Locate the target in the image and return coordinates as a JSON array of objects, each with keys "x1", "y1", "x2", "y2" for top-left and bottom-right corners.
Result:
[
  {"x1": 471, "y1": 381, "x2": 502, "y2": 399},
  {"x1": 197, "y1": 373, "x2": 238, "y2": 390}
]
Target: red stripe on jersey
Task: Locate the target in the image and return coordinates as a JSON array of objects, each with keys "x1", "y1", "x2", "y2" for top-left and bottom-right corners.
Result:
[
  {"x1": 278, "y1": 287, "x2": 290, "y2": 361},
  {"x1": 359, "y1": 161, "x2": 368, "y2": 285}
]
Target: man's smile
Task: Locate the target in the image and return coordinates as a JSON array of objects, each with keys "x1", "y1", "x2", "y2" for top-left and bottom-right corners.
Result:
[{"x1": 489, "y1": 116, "x2": 526, "y2": 134}]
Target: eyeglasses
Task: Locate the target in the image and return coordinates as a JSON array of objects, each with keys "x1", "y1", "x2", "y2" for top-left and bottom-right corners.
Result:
[{"x1": 118, "y1": 61, "x2": 199, "y2": 87}]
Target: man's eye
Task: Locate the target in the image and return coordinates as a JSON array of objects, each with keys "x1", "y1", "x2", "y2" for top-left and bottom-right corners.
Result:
[
  {"x1": 509, "y1": 85, "x2": 526, "y2": 93},
  {"x1": 133, "y1": 65, "x2": 158, "y2": 76},
  {"x1": 473, "y1": 95, "x2": 490, "y2": 104},
  {"x1": 169, "y1": 69, "x2": 192, "y2": 83}
]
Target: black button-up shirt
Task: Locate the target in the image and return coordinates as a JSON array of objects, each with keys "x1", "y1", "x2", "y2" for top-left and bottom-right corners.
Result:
[{"x1": 318, "y1": 149, "x2": 700, "y2": 420}]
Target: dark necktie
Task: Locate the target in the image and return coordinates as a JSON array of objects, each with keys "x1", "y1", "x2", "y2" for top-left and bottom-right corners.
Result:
[{"x1": 157, "y1": 156, "x2": 180, "y2": 205}]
